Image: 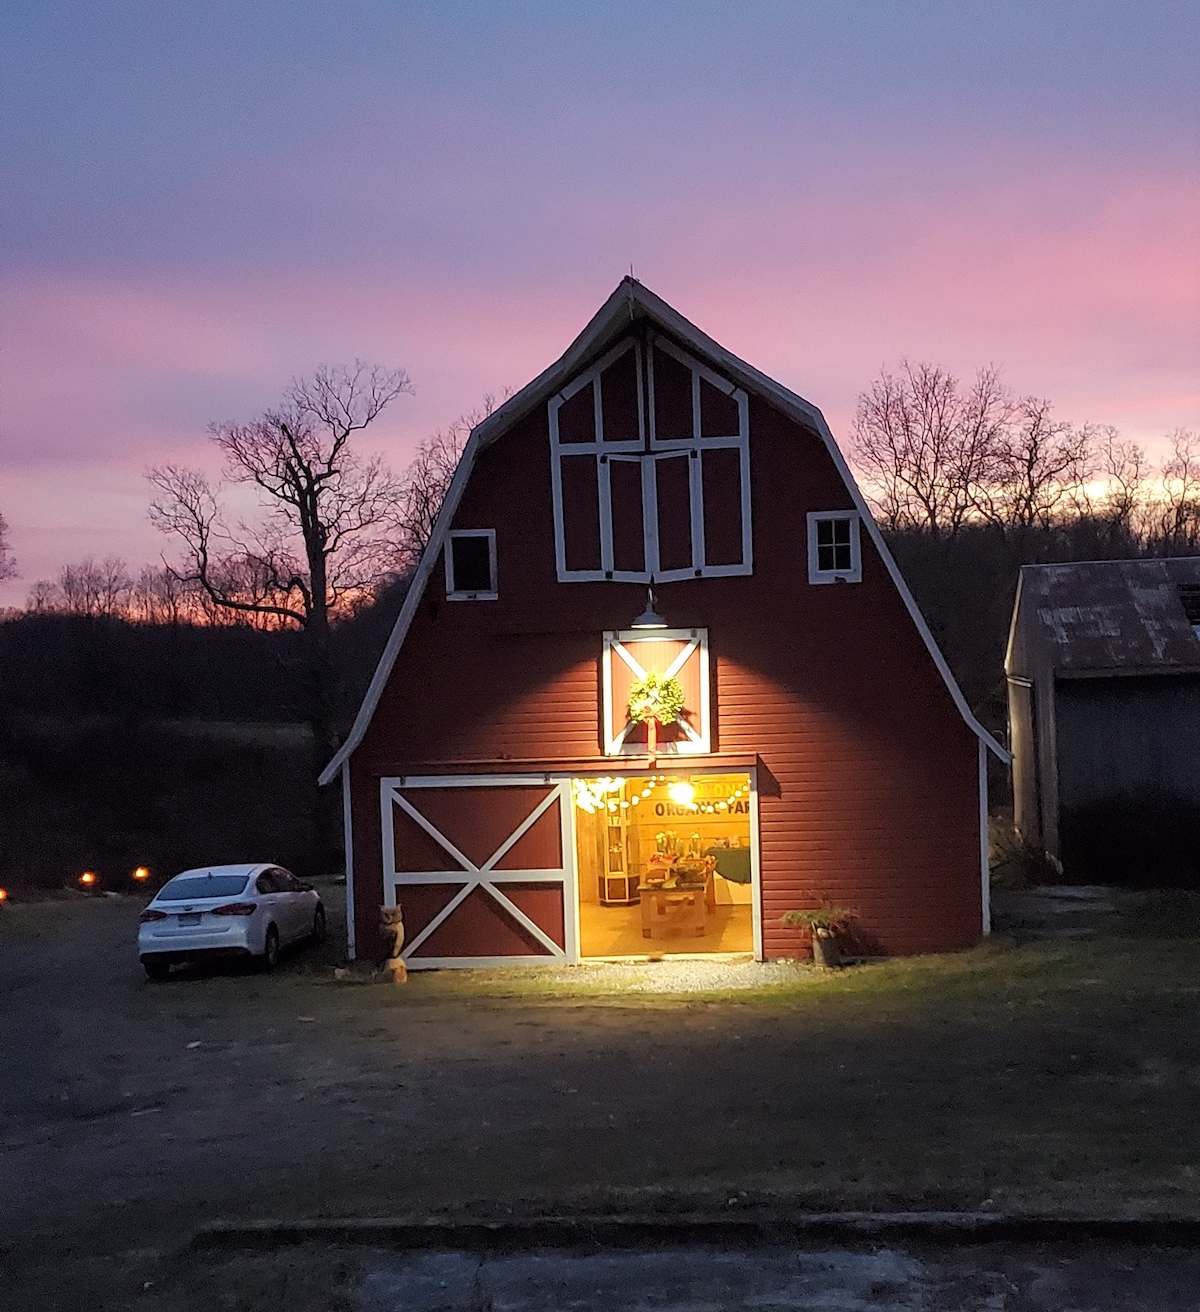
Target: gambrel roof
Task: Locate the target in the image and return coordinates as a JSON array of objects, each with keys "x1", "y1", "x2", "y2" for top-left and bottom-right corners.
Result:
[{"x1": 321, "y1": 278, "x2": 1007, "y2": 784}]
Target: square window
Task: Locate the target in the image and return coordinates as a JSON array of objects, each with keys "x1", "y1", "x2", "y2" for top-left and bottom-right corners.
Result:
[
  {"x1": 807, "y1": 512, "x2": 861, "y2": 585},
  {"x1": 446, "y1": 530, "x2": 497, "y2": 600}
]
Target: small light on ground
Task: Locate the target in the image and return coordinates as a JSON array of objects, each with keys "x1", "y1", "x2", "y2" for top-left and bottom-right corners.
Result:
[
  {"x1": 132, "y1": 867, "x2": 150, "y2": 882},
  {"x1": 79, "y1": 871, "x2": 98, "y2": 889}
]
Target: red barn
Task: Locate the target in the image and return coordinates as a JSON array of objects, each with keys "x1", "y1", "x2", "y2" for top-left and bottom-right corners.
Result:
[{"x1": 322, "y1": 280, "x2": 1006, "y2": 967}]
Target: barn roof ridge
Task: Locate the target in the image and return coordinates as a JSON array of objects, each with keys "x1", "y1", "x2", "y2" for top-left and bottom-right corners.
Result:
[{"x1": 320, "y1": 278, "x2": 1006, "y2": 785}]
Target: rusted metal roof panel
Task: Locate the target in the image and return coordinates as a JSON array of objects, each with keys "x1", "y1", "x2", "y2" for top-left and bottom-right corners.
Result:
[{"x1": 1016, "y1": 558, "x2": 1200, "y2": 673}]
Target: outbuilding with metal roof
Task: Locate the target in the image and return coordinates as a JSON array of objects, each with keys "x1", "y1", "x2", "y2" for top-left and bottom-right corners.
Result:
[{"x1": 1006, "y1": 557, "x2": 1200, "y2": 884}]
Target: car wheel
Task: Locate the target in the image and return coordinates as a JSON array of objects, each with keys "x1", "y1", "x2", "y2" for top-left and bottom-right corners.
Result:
[
  {"x1": 311, "y1": 905, "x2": 327, "y2": 943},
  {"x1": 143, "y1": 958, "x2": 171, "y2": 981},
  {"x1": 260, "y1": 925, "x2": 280, "y2": 971}
]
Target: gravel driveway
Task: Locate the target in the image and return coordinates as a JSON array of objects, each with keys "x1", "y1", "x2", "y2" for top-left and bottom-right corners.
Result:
[{"x1": 5, "y1": 888, "x2": 1200, "y2": 1310}]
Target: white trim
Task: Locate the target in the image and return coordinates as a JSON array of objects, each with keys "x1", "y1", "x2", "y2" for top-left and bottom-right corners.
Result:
[
  {"x1": 392, "y1": 868, "x2": 567, "y2": 884},
  {"x1": 445, "y1": 528, "x2": 498, "y2": 601},
  {"x1": 567, "y1": 773, "x2": 582, "y2": 963},
  {"x1": 601, "y1": 628, "x2": 711, "y2": 756},
  {"x1": 550, "y1": 338, "x2": 648, "y2": 584},
  {"x1": 647, "y1": 450, "x2": 697, "y2": 583},
  {"x1": 403, "y1": 881, "x2": 474, "y2": 956},
  {"x1": 381, "y1": 766, "x2": 759, "y2": 968},
  {"x1": 406, "y1": 955, "x2": 566, "y2": 971},
  {"x1": 481, "y1": 787, "x2": 563, "y2": 870},
  {"x1": 644, "y1": 334, "x2": 752, "y2": 578},
  {"x1": 480, "y1": 881, "x2": 563, "y2": 956},
  {"x1": 570, "y1": 761, "x2": 762, "y2": 965},
  {"x1": 979, "y1": 737, "x2": 991, "y2": 936},
  {"x1": 380, "y1": 775, "x2": 572, "y2": 963},
  {"x1": 807, "y1": 511, "x2": 862, "y2": 585},
  {"x1": 550, "y1": 332, "x2": 752, "y2": 584},
  {"x1": 320, "y1": 277, "x2": 1007, "y2": 784},
  {"x1": 648, "y1": 334, "x2": 747, "y2": 448},
  {"x1": 341, "y1": 761, "x2": 356, "y2": 961},
  {"x1": 394, "y1": 772, "x2": 559, "y2": 788},
  {"x1": 379, "y1": 775, "x2": 397, "y2": 902},
  {"x1": 749, "y1": 766, "x2": 764, "y2": 961}
]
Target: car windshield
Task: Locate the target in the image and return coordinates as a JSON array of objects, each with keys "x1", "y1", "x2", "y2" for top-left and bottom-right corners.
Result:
[{"x1": 157, "y1": 874, "x2": 250, "y2": 901}]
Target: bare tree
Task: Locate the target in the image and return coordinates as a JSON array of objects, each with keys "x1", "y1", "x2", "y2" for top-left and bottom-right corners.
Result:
[
  {"x1": 28, "y1": 556, "x2": 134, "y2": 617},
  {"x1": 851, "y1": 362, "x2": 1012, "y2": 535},
  {"x1": 0, "y1": 509, "x2": 15, "y2": 582},
  {"x1": 56, "y1": 556, "x2": 134, "y2": 617},
  {"x1": 131, "y1": 564, "x2": 200, "y2": 625},
  {"x1": 393, "y1": 393, "x2": 505, "y2": 568},
  {"x1": 148, "y1": 361, "x2": 413, "y2": 790},
  {"x1": 1074, "y1": 427, "x2": 1149, "y2": 532},
  {"x1": 983, "y1": 399, "x2": 1094, "y2": 530},
  {"x1": 26, "y1": 579, "x2": 57, "y2": 612},
  {"x1": 1152, "y1": 429, "x2": 1200, "y2": 551}
]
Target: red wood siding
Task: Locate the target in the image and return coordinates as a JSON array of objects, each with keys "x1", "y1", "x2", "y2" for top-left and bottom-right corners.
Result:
[
  {"x1": 351, "y1": 350, "x2": 980, "y2": 961},
  {"x1": 398, "y1": 785, "x2": 557, "y2": 868},
  {"x1": 412, "y1": 886, "x2": 559, "y2": 958}
]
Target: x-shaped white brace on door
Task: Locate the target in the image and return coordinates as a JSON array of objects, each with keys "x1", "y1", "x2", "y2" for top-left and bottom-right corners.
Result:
[
  {"x1": 384, "y1": 783, "x2": 570, "y2": 960},
  {"x1": 606, "y1": 632, "x2": 706, "y2": 755}
]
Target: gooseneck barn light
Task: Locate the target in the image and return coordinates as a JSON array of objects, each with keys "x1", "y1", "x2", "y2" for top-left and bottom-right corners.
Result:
[{"x1": 631, "y1": 583, "x2": 667, "y2": 629}]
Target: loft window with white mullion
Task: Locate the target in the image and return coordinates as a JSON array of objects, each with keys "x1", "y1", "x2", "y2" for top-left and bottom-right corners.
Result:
[
  {"x1": 599, "y1": 453, "x2": 651, "y2": 582},
  {"x1": 645, "y1": 334, "x2": 752, "y2": 578},
  {"x1": 807, "y1": 511, "x2": 862, "y2": 584},
  {"x1": 550, "y1": 334, "x2": 753, "y2": 583},
  {"x1": 549, "y1": 340, "x2": 646, "y2": 582}
]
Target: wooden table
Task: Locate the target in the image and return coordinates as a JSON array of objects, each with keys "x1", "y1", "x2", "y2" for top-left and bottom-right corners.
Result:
[{"x1": 638, "y1": 881, "x2": 710, "y2": 939}]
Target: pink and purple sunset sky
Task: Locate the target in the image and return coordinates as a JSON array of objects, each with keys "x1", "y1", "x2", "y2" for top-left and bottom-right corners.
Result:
[{"x1": 2, "y1": 1, "x2": 1198, "y2": 606}]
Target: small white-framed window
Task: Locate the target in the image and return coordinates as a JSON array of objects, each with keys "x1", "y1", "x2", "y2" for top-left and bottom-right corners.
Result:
[
  {"x1": 807, "y1": 512, "x2": 861, "y2": 585},
  {"x1": 445, "y1": 529, "x2": 498, "y2": 600}
]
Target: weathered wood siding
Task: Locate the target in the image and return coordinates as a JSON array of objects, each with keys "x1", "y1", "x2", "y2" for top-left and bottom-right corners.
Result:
[
  {"x1": 1056, "y1": 674, "x2": 1200, "y2": 808},
  {"x1": 351, "y1": 359, "x2": 981, "y2": 960}
]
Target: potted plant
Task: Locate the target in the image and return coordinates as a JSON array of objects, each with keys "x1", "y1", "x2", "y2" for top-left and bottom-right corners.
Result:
[{"x1": 780, "y1": 906, "x2": 856, "y2": 968}]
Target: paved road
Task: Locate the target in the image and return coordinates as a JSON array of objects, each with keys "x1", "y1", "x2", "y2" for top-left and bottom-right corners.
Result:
[{"x1": 354, "y1": 1243, "x2": 1200, "y2": 1310}]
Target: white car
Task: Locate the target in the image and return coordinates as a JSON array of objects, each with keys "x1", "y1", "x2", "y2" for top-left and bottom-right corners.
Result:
[{"x1": 138, "y1": 863, "x2": 325, "y2": 979}]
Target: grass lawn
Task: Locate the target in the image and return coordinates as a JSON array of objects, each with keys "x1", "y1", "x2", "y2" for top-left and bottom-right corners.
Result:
[
  {"x1": 377, "y1": 926, "x2": 1200, "y2": 1217},
  {"x1": 4, "y1": 890, "x2": 1200, "y2": 1307},
  {"x1": 3, "y1": 888, "x2": 1200, "y2": 1299}
]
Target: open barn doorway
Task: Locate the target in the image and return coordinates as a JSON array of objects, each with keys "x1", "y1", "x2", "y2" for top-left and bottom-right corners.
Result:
[{"x1": 573, "y1": 771, "x2": 756, "y2": 958}]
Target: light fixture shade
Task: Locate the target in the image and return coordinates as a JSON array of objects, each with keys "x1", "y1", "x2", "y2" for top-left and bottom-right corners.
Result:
[
  {"x1": 631, "y1": 603, "x2": 667, "y2": 629},
  {"x1": 631, "y1": 585, "x2": 667, "y2": 629}
]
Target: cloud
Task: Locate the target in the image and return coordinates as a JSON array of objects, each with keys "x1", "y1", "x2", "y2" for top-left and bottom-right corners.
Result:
[{"x1": 1, "y1": 2, "x2": 1196, "y2": 602}]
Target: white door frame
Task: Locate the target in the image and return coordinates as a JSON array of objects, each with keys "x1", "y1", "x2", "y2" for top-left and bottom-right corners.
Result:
[
  {"x1": 568, "y1": 763, "x2": 762, "y2": 962},
  {"x1": 380, "y1": 767, "x2": 763, "y2": 967},
  {"x1": 380, "y1": 774, "x2": 575, "y2": 969}
]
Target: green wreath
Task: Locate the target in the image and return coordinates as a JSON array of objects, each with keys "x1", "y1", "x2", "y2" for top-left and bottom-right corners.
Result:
[{"x1": 628, "y1": 672, "x2": 686, "y2": 725}]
